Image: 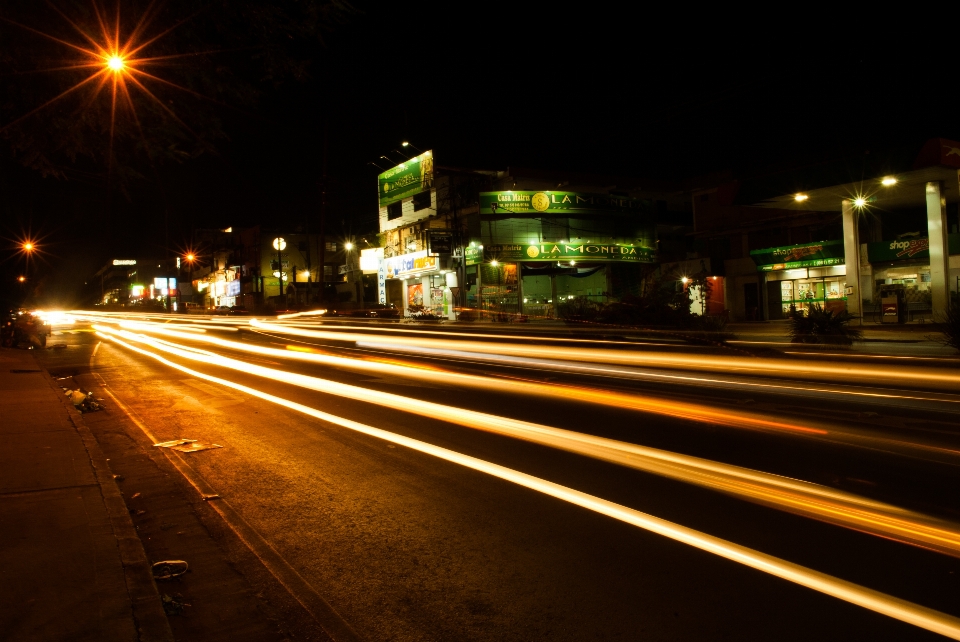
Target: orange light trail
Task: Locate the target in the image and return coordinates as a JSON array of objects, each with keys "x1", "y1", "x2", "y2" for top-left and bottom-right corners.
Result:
[
  {"x1": 248, "y1": 319, "x2": 960, "y2": 394},
  {"x1": 93, "y1": 322, "x2": 960, "y2": 559},
  {"x1": 93, "y1": 328, "x2": 960, "y2": 639}
]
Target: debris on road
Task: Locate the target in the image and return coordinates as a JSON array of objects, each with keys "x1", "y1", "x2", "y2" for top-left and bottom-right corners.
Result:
[
  {"x1": 154, "y1": 438, "x2": 223, "y2": 453},
  {"x1": 153, "y1": 438, "x2": 195, "y2": 448},
  {"x1": 130, "y1": 492, "x2": 141, "y2": 499},
  {"x1": 64, "y1": 389, "x2": 103, "y2": 413},
  {"x1": 152, "y1": 560, "x2": 189, "y2": 581},
  {"x1": 160, "y1": 593, "x2": 191, "y2": 616},
  {"x1": 170, "y1": 442, "x2": 223, "y2": 453},
  {"x1": 201, "y1": 493, "x2": 220, "y2": 501}
]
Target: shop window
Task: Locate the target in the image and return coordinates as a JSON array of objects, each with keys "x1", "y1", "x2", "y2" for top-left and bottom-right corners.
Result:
[
  {"x1": 387, "y1": 201, "x2": 402, "y2": 220},
  {"x1": 323, "y1": 266, "x2": 334, "y2": 277},
  {"x1": 412, "y1": 191, "x2": 431, "y2": 212}
]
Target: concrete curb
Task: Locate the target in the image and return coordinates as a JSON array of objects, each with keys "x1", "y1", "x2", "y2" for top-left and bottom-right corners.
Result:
[{"x1": 44, "y1": 368, "x2": 175, "y2": 642}]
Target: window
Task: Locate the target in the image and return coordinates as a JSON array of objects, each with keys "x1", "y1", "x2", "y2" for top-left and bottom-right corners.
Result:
[
  {"x1": 323, "y1": 265, "x2": 334, "y2": 277},
  {"x1": 387, "y1": 201, "x2": 402, "y2": 220},
  {"x1": 325, "y1": 242, "x2": 337, "y2": 252},
  {"x1": 412, "y1": 191, "x2": 431, "y2": 212}
]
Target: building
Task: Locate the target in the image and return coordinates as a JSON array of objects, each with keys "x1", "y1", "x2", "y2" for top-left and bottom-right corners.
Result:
[
  {"x1": 691, "y1": 137, "x2": 960, "y2": 321},
  {"x1": 374, "y1": 152, "x2": 693, "y2": 319},
  {"x1": 92, "y1": 258, "x2": 179, "y2": 309}
]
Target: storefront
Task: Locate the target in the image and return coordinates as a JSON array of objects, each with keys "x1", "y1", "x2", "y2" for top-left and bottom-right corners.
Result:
[
  {"x1": 465, "y1": 239, "x2": 657, "y2": 319},
  {"x1": 382, "y1": 249, "x2": 457, "y2": 318},
  {"x1": 865, "y1": 234, "x2": 960, "y2": 308},
  {"x1": 465, "y1": 191, "x2": 659, "y2": 319},
  {"x1": 750, "y1": 241, "x2": 848, "y2": 317}
]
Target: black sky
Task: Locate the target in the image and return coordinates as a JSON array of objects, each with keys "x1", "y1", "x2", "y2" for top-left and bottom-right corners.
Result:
[{"x1": 1, "y1": 3, "x2": 955, "y2": 308}]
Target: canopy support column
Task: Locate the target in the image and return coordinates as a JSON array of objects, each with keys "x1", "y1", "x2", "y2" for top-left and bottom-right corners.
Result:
[
  {"x1": 842, "y1": 199, "x2": 862, "y2": 322},
  {"x1": 926, "y1": 181, "x2": 951, "y2": 318}
]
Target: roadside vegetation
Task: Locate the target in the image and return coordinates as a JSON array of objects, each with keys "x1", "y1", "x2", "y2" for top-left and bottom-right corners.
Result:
[{"x1": 787, "y1": 304, "x2": 863, "y2": 345}]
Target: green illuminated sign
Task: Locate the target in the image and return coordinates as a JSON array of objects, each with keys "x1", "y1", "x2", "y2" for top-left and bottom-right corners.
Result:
[
  {"x1": 866, "y1": 234, "x2": 959, "y2": 262},
  {"x1": 485, "y1": 243, "x2": 655, "y2": 263},
  {"x1": 464, "y1": 246, "x2": 482, "y2": 265},
  {"x1": 480, "y1": 191, "x2": 650, "y2": 216},
  {"x1": 378, "y1": 151, "x2": 434, "y2": 207},
  {"x1": 750, "y1": 240, "x2": 845, "y2": 271}
]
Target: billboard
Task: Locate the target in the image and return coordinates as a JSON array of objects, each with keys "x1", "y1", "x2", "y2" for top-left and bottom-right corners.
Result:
[
  {"x1": 479, "y1": 191, "x2": 650, "y2": 216},
  {"x1": 378, "y1": 150, "x2": 434, "y2": 207}
]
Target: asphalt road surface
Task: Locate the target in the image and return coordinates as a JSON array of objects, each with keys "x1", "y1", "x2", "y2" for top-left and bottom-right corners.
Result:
[{"x1": 36, "y1": 312, "x2": 960, "y2": 641}]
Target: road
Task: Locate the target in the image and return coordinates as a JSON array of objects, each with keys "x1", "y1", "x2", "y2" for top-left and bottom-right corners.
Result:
[{"x1": 37, "y1": 311, "x2": 960, "y2": 641}]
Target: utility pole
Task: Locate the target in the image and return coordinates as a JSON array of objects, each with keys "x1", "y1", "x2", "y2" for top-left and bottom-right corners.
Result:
[{"x1": 318, "y1": 122, "x2": 328, "y2": 304}]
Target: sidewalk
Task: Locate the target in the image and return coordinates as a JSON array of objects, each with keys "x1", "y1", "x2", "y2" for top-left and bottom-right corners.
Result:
[
  {"x1": 726, "y1": 319, "x2": 949, "y2": 343},
  {"x1": 0, "y1": 347, "x2": 173, "y2": 642}
]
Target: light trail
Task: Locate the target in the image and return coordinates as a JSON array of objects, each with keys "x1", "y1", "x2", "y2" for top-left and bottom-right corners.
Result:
[
  {"x1": 96, "y1": 318, "x2": 960, "y2": 462},
  {"x1": 94, "y1": 329, "x2": 960, "y2": 639},
  {"x1": 93, "y1": 323, "x2": 960, "y2": 558},
  {"x1": 247, "y1": 319, "x2": 960, "y2": 393}
]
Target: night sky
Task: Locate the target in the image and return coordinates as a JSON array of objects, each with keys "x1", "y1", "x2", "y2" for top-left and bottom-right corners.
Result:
[{"x1": 1, "y1": 2, "x2": 956, "y2": 309}]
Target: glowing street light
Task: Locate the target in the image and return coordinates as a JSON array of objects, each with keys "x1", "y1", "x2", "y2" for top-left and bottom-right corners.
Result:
[
  {"x1": 881, "y1": 176, "x2": 898, "y2": 186},
  {"x1": 106, "y1": 55, "x2": 125, "y2": 72},
  {"x1": 794, "y1": 194, "x2": 809, "y2": 202},
  {"x1": 22, "y1": 242, "x2": 34, "y2": 252},
  {"x1": 344, "y1": 242, "x2": 354, "y2": 251},
  {"x1": 18, "y1": 276, "x2": 26, "y2": 283},
  {"x1": 853, "y1": 197, "x2": 867, "y2": 208}
]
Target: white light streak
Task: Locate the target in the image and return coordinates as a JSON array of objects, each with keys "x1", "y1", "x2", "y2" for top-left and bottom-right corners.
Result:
[{"x1": 96, "y1": 329, "x2": 960, "y2": 639}]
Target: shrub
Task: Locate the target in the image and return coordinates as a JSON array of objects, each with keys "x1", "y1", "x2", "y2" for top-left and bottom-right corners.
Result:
[
  {"x1": 936, "y1": 301, "x2": 960, "y2": 352},
  {"x1": 788, "y1": 304, "x2": 863, "y2": 345},
  {"x1": 557, "y1": 297, "x2": 602, "y2": 323}
]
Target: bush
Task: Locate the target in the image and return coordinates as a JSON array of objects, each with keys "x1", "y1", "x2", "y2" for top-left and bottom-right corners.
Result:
[
  {"x1": 684, "y1": 313, "x2": 738, "y2": 342},
  {"x1": 936, "y1": 301, "x2": 960, "y2": 352},
  {"x1": 788, "y1": 304, "x2": 863, "y2": 345},
  {"x1": 557, "y1": 297, "x2": 602, "y2": 323}
]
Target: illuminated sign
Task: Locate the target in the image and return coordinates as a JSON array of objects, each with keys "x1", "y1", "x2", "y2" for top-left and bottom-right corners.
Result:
[
  {"x1": 485, "y1": 243, "x2": 656, "y2": 263},
  {"x1": 384, "y1": 250, "x2": 438, "y2": 278},
  {"x1": 378, "y1": 150, "x2": 434, "y2": 207},
  {"x1": 113, "y1": 259, "x2": 137, "y2": 266},
  {"x1": 480, "y1": 191, "x2": 651, "y2": 216},
  {"x1": 751, "y1": 241, "x2": 845, "y2": 271}
]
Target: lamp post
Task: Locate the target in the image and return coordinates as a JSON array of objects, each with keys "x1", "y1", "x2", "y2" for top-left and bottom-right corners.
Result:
[
  {"x1": 344, "y1": 242, "x2": 362, "y2": 308},
  {"x1": 273, "y1": 237, "x2": 286, "y2": 305},
  {"x1": 184, "y1": 254, "x2": 195, "y2": 306}
]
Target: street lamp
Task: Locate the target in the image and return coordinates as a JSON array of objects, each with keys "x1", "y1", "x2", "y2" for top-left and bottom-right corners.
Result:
[
  {"x1": 183, "y1": 253, "x2": 196, "y2": 305},
  {"x1": 273, "y1": 237, "x2": 286, "y2": 301}
]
